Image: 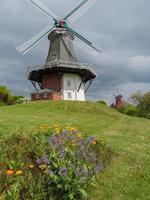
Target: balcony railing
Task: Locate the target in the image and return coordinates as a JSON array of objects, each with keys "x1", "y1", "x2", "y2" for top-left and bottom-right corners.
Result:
[{"x1": 27, "y1": 60, "x2": 97, "y2": 77}]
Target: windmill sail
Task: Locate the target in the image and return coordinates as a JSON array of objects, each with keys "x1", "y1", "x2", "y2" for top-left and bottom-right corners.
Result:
[
  {"x1": 17, "y1": 26, "x2": 54, "y2": 54},
  {"x1": 64, "y1": 25, "x2": 100, "y2": 56},
  {"x1": 71, "y1": 37, "x2": 100, "y2": 56},
  {"x1": 26, "y1": 0, "x2": 59, "y2": 20},
  {"x1": 64, "y1": 25, "x2": 92, "y2": 45},
  {"x1": 63, "y1": 0, "x2": 96, "y2": 23}
]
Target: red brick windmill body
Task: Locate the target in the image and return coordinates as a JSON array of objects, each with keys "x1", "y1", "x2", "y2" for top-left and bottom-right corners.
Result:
[{"x1": 17, "y1": 0, "x2": 101, "y2": 101}]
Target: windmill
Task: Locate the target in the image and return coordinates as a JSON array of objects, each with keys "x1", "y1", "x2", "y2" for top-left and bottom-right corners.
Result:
[{"x1": 17, "y1": 0, "x2": 101, "y2": 101}]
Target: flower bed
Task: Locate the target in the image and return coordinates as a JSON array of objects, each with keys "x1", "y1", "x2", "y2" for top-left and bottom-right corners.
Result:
[{"x1": 0, "y1": 125, "x2": 112, "y2": 200}]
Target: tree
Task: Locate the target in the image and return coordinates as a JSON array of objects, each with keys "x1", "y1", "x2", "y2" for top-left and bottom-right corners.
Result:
[
  {"x1": 131, "y1": 91, "x2": 150, "y2": 118},
  {"x1": 0, "y1": 85, "x2": 24, "y2": 105},
  {"x1": 0, "y1": 86, "x2": 11, "y2": 104}
]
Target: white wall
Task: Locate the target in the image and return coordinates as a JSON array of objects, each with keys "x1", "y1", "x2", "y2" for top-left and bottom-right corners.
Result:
[{"x1": 62, "y1": 73, "x2": 85, "y2": 101}]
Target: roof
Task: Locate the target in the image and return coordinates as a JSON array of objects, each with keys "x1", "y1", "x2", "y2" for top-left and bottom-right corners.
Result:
[
  {"x1": 32, "y1": 89, "x2": 61, "y2": 95},
  {"x1": 115, "y1": 95, "x2": 123, "y2": 99}
]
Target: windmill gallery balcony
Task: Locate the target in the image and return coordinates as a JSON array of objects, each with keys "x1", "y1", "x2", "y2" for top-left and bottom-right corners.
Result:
[{"x1": 27, "y1": 60, "x2": 97, "y2": 101}]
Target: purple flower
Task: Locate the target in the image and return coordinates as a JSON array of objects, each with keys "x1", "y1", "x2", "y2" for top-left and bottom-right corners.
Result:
[
  {"x1": 61, "y1": 129, "x2": 67, "y2": 135},
  {"x1": 87, "y1": 136, "x2": 95, "y2": 145},
  {"x1": 95, "y1": 163, "x2": 102, "y2": 172},
  {"x1": 75, "y1": 167, "x2": 87, "y2": 177},
  {"x1": 36, "y1": 158, "x2": 42, "y2": 165},
  {"x1": 75, "y1": 150, "x2": 82, "y2": 160},
  {"x1": 48, "y1": 136, "x2": 61, "y2": 148},
  {"x1": 41, "y1": 156, "x2": 49, "y2": 164},
  {"x1": 59, "y1": 167, "x2": 67, "y2": 176},
  {"x1": 59, "y1": 147, "x2": 65, "y2": 157},
  {"x1": 36, "y1": 156, "x2": 49, "y2": 165},
  {"x1": 77, "y1": 139, "x2": 83, "y2": 146},
  {"x1": 88, "y1": 152, "x2": 97, "y2": 161},
  {"x1": 48, "y1": 136, "x2": 56, "y2": 147}
]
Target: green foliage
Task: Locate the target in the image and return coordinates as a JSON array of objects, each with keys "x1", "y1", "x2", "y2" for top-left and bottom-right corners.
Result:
[
  {"x1": 116, "y1": 91, "x2": 150, "y2": 119},
  {"x1": 97, "y1": 100, "x2": 107, "y2": 105},
  {"x1": 117, "y1": 103, "x2": 138, "y2": 117},
  {"x1": 146, "y1": 113, "x2": 150, "y2": 119},
  {"x1": 0, "y1": 86, "x2": 11, "y2": 104},
  {"x1": 0, "y1": 100, "x2": 6, "y2": 106},
  {"x1": 131, "y1": 91, "x2": 150, "y2": 118},
  {"x1": 13, "y1": 96, "x2": 24, "y2": 103},
  {"x1": 0, "y1": 125, "x2": 109, "y2": 200},
  {"x1": 9, "y1": 95, "x2": 24, "y2": 105},
  {"x1": 0, "y1": 85, "x2": 24, "y2": 106}
]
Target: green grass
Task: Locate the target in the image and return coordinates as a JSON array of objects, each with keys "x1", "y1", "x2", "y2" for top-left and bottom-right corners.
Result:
[{"x1": 1, "y1": 100, "x2": 150, "y2": 200}]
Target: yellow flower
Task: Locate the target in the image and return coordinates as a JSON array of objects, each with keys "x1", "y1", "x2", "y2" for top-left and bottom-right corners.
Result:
[
  {"x1": 6, "y1": 169, "x2": 14, "y2": 176},
  {"x1": 55, "y1": 131, "x2": 59, "y2": 134},
  {"x1": 55, "y1": 129, "x2": 61, "y2": 134},
  {"x1": 66, "y1": 126, "x2": 71, "y2": 130},
  {"x1": 29, "y1": 164, "x2": 34, "y2": 169},
  {"x1": 16, "y1": 170, "x2": 23, "y2": 175},
  {"x1": 92, "y1": 140, "x2": 96, "y2": 145},
  {"x1": 77, "y1": 133, "x2": 81, "y2": 138},
  {"x1": 69, "y1": 140, "x2": 76, "y2": 146},
  {"x1": 39, "y1": 164, "x2": 47, "y2": 170},
  {"x1": 71, "y1": 127, "x2": 76, "y2": 131},
  {"x1": 53, "y1": 125, "x2": 59, "y2": 128}
]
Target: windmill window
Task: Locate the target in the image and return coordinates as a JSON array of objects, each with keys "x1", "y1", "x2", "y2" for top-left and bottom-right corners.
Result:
[
  {"x1": 68, "y1": 92, "x2": 72, "y2": 99},
  {"x1": 36, "y1": 94, "x2": 40, "y2": 99},
  {"x1": 67, "y1": 80, "x2": 71, "y2": 87},
  {"x1": 43, "y1": 94, "x2": 48, "y2": 98}
]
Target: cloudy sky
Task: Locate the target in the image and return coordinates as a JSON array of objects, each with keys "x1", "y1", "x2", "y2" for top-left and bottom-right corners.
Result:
[{"x1": 0, "y1": 0, "x2": 150, "y2": 104}]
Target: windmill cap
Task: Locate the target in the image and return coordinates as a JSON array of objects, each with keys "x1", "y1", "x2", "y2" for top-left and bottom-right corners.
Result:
[{"x1": 48, "y1": 28, "x2": 74, "y2": 41}]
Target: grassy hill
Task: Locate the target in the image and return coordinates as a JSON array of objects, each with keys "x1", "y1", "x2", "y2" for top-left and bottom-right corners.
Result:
[{"x1": 1, "y1": 101, "x2": 150, "y2": 200}]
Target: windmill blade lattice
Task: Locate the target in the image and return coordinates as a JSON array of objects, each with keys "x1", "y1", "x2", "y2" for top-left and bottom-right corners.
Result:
[
  {"x1": 26, "y1": 0, "x2": 59, "y2": 20},
  {"x1": 17, "y1": 26, "x2": 54, "y2": 54},
  {"x1": 63, "y1": 0, "x2": 97, "y2": 23},
  {"x1": 64, "y1": 25, "x2": 100, "y2": 56},
  {"x1": 64, "y1": 25, "x2": 92, "y2": 45},
  {"x1": 69, "y1": 35, "x2": 100, "y2": 56}
]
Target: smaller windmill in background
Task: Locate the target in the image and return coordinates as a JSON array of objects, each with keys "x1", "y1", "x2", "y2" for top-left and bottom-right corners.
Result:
[
  {"x1": 111, "y1": 94, "x2": 123, "y2": 108},
  {"x1": 17, "y1": 0, "x2": 101, "y2": 101}
]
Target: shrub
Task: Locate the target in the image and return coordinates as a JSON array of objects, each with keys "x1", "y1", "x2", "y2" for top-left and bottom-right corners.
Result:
[
  {"x1": 97, "y1": 100, "x2": 107, "y2": 105},
  {"x1": 131, "y1": 91, "x2": 150, "y2": 118},
  {"x1": 0, "y1": 86, "x2": 11, "y2": 104},
  {"x1": 0, "y1": 125, "x2": 111, "y2": 200},
  {"x1": 125, "y1": 107, "x2": 138, "y2": 116},
  {"x1": 7, "y1": 95, "x2": 24, "y2": 105},
  {"x1": 0, "y1": 100, "x2": 6, "y2": 106},
  {"x1": 146, "y1": 113, "x2": 150, "y2": 119},
  {"x1": 117, "y1": 103, "x2": 138, "y2": 117},
  {"x1": 0, "y1": 85, "x2": 24, "y2": 106}
]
